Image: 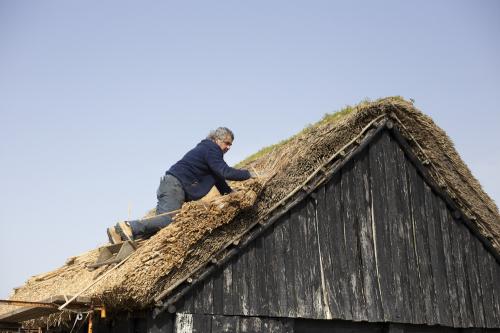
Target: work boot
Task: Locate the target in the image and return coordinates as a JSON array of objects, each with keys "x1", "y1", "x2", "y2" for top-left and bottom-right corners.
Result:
[
  {"x1": 116, "y1": 221, "x2": 134, "y2": 241},
  {"x1": 107, "y1": 226, "x2": 122, "y2": 244}
]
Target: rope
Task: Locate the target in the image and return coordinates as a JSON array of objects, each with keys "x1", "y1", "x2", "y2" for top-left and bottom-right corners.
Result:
[
  {"x1": 71, "y1": 312, "x2": 89, "y2": 333},
  {"x1": 68, "y1": 313, "x2": 81, "y2": 333}
]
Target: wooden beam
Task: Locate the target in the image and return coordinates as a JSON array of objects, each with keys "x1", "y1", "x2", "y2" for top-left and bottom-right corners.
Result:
[{"x1": 0, "y1": 295, "x2": 92, "y2": 323}]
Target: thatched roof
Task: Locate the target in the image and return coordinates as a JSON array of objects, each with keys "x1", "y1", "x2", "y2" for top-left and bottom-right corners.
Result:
[{"x1": 2, "y1": 97, "x2": 499, "y2": 326}]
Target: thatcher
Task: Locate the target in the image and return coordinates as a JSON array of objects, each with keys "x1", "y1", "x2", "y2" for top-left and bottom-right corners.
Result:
[{"x1": 2, "y1": 97, "x2": 499, "y2": 329}]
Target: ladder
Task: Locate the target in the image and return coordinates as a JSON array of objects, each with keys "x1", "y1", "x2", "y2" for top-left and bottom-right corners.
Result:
[{"x1": 88, "y1": 241, "x2": 137, "y2": 269}]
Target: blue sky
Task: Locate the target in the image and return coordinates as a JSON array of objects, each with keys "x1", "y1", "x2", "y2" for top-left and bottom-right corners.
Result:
[{"x1": 0, "y1": 1, "x2": 499, "y2": 299}]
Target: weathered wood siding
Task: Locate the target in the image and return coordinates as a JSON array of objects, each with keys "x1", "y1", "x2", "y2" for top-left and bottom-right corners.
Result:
[
  {"x1": 176, "y1": 131, "x2": 500, "y2": 328},
  {"x1": 174, "y1": 313, "x2": 293, "y2": 333},
  {"x1": 63, "y1": 312, "x2": 500, "y2": 333},
  {"x1": 174, "y1": 314, "x2": 500, "y2": 333},
  {"x1": 50, "y1": 310, "x2": 175, "y2": 333}
]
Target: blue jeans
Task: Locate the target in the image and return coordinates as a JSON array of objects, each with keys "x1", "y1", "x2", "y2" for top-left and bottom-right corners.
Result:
[{"x1": 128, "y1": 174, "x2": 185, "y2": 239}]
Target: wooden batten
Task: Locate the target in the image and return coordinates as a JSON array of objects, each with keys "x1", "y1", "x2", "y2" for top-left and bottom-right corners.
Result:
[{"x1": 0, "y1": 296, "x2": 92, "y2": 324}]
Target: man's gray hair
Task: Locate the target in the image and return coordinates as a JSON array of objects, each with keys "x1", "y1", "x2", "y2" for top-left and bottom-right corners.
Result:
[{"x1": 207, "y1": 127, "x2": 234, "y2": 142}]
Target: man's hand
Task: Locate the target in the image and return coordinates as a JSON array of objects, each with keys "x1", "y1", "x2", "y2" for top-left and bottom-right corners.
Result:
[{"x1": 249, "y1": 168, "x2": 274, "y2": 179}]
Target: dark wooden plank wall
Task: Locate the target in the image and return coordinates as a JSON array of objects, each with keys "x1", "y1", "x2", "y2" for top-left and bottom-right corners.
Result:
[
  {"x1": 295, "y1": 318, "x2": 388, "y2": 333},
  {"x1": 49, "y1": 313, "x2": 500, "y2": 333},
  {"x1": 174, "y1": 313, "x2": 293, "y2": 333},
  {"x1": 58, "y1": 310, "x2": 175, "y2": 333},
  {"x1": 173, "y1": 314, "x2": 500, "y2": 333},
  {"x1": 176, "y1": 131, "x2": 500, "y2": 328}
]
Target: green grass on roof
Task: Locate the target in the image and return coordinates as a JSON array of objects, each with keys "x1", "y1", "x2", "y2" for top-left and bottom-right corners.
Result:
[{"x1": 236, "y1": 104, "x2": 357, "y2": 168}]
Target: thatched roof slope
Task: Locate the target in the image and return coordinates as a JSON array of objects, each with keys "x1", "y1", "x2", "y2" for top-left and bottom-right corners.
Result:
[
  {"x1": 0, "y1": 181, "x2": 262, "y2": 314},
  {"x1": 2, "y1": 97, "x2": 499, "y2": 324},
  {"x1": 242, "y1": 97, "x2": 500, "y2": 249}
]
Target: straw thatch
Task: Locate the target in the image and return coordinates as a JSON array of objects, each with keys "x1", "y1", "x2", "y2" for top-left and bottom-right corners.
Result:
[{"x1": 2, "y1": 97, "x2": 499, "y2": 327}]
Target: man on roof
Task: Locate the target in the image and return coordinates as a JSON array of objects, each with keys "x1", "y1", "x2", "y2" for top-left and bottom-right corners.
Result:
[{"x1": 107, "y1": 127, "x2": 255, "y2": 243}]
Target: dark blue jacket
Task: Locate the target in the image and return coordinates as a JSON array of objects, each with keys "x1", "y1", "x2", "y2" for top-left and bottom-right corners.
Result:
[{"x1": 167, "y1": 139, "x2": 251, "y2": 201}]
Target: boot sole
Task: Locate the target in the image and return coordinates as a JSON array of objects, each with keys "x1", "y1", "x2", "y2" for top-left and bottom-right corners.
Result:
[
  {"x1": 116, "y1": 223, "x2": 134, "y2": 241},
  {"x1": 107, "y1": 227, "x2": 122, "y2": 244}
]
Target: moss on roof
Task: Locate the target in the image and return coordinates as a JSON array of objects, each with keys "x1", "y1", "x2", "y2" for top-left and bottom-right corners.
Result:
[
  {"x1": 236, "y1": 97, "x2": 409, "y2": 168},
  {"x1": 236, "y1": 101, "x2": 358, "y2": 168}
]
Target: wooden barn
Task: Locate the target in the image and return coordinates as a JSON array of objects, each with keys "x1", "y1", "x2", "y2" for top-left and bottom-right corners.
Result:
[{"x1": 1, "y1": 97, "x2": 499, "y2": 333}]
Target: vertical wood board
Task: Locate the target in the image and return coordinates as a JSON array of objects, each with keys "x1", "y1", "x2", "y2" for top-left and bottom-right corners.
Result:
[{"x1": 340, "y1": 162, "x2": 367, "y2": 321}]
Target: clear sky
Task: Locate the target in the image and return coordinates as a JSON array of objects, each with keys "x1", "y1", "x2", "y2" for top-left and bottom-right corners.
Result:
[{"x1": 0, "y1": 1, "x2": 499, "y2": 299}]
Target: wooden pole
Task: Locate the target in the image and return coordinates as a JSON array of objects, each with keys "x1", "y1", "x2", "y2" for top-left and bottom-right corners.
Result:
[
  {"x1": 88, "y1": 312, "x2": 93, "y2": 333},
  {"x1": 58, "y1": 254, "x2": 132, "y2": 311}
]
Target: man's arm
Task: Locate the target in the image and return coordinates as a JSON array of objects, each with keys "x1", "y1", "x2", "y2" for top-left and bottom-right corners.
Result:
[
  {"x1": 206, "y1": 145, "x2": 251, "y2": 181},
  {"x1": 214, "y1": 177, "x2": 233, "y2": 195}
]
